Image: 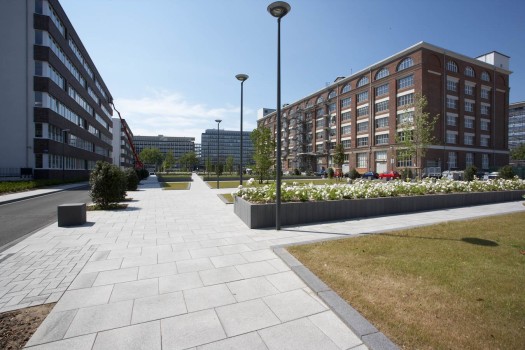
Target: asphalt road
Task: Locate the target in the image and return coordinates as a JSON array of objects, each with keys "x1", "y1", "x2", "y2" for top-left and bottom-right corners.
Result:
[{"x1": 0, "y1": 186, "x2": 91, "y2": 252}]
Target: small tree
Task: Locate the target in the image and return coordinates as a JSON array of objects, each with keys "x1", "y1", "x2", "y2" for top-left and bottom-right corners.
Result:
[
  {"x1": 139, "y1": 148, "x2": 164, "y2": 172},
  {"x1": 124, "y1": 168, "x2": 139, "y2": 190},
  {"x1": 225, "y1": 156, "x2": 234, "y2": 175},
  {"x1": 89, "y1": 161, "x2": 127, "y2": 209},
  {"x1": 511, "y1": 143, "x2": 525, "y2": 160},
  {"x1": 180, "y1": 152, "x2": 198, "y2": 172},
  {"x1": 332, "y1": 143, "x2": 345, "y2": 170},
  {"x1": 499, "y1": 165, "x2": 515, "y2": 179},
  {"x1": 163, "y1": 153, "x2": 176, "y2": 173},
  {"x1": 464, "y1": 165, "x2": 478, "y2": 182},
  {"x1": 251, "y1": 126, "x2": 276, "y2": 184},
  {"x1": 205, "y1": 157, "x2": 212, "y2": 177}
]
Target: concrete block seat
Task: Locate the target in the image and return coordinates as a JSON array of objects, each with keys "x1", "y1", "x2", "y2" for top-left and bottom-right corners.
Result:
[{"x1": 58, "y1": 203, "x2": 86, "y2": 227}]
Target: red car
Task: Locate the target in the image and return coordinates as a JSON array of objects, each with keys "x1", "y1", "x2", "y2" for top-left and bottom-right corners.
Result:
[{"x1": 378, "y1": 171, "x2": 401, "y2": 180}]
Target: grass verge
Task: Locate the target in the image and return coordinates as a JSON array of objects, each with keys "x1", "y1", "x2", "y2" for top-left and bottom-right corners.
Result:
[
  {"x1": 0, "y1": 179, "x2": 85, "y2": 195},
  {"x1": 161, "y1": 182, "x2": 191, "y2": 190},
  {"x1": 288, "y1": 212, "x2": 525, "y2": 350},
  {"x1": 218, "y1": 193, "x2": 234, "y2": 203}
]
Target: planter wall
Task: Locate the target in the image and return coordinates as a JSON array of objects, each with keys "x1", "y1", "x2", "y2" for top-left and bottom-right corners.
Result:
[{"x1": 234, "y1": 190, "x2": 525, "y2": 229}]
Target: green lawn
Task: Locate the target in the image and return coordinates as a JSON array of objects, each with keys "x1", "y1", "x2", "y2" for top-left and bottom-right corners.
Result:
[
  {"x1": 0, "y1": 179, "x2": 85, "y2": 195},
  {"x1": 160, "y1": 182, "x2": 191, "y2": 190},
  {"x1": 289, "y1": 212, "x2": 525, "y2": 350},
  {"x1": 218, "y1": 193, "x2": 234, "y2": 203}
]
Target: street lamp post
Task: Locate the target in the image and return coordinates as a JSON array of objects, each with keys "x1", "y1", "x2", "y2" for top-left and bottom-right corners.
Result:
[
  {"x1": 235, "y1": 74, "x2": 249, "y2": 186},
  {"x1": 215, "y1": 119, "x2": 222, "y2": 189},
  {"x1": 62, "y1": 129, "x2": 70, "y2": 181},
  {"x1": 268, "y1": 1, "x2": 291, "y2": 231}
]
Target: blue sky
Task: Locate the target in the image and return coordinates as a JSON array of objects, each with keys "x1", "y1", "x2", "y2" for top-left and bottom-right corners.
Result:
[{"x1": 60, "y1": 0, "x2": 525, "y2": 143}]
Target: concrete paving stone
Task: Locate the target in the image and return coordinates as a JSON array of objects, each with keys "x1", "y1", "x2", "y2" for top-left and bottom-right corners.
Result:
[
  {"x1": 189, "y1": 247, "x2": 222, "y2": 259},
  {"x1": 25, "y1": 309, "x2": 78, "y2": 346},
  {"x1": 92, "y1": 320, "x2": 161, "y2": 350},
  {"x1": 235, "y1": 261, "x2": 279, "y2": 279},
  {"x1": 8, "y1": 279, "x2": 31, "y2": 292},
  {"x1": 53, "y1": 285, "x2": 113, "y2": 312},
  {"x1": 161, "y1": 309, "x2": 226, "y2": 350},
  {"x1": 210, "y1": 254, "x2": 248, "y2": 268},
  {"x1": 128, "y1": 239, "x2": 157, "y2": 248},
  {"x1": 5, "y1": 291, "x2": 30, "y2": 306},
  {"x1": 131, "y1": 291, "x2": 187, "y2": 324},
  {"x1": 141, "y1": 244, "x2": 173, "y2": 256},
  {"x1": 138, "y1": 262, "x2": 177, "y2": 279},
  {"x1": 109, "y1": 278, "x2": 159, "y2": 302},
  {"x1": 258, "y1": 318, "x2": 340, "y2": 350},
  {"x1": 157, "y1": 250, "x2": 192, "y2": 263},
  {"x1": 176, "y1": 257, "x2": 214, "y2": 273},
  {"x1": 199, "y1": 266, "x2": 243, "y2": 286},
  {"x1": 159, "y1": 272, "x2": 203, "y2": 294},
  {"x1": 218, "y1": 244, "x2": 252, "y2": 255},
  {"x1": 197, "y1": 332, "x2": 269, "y2": 350},
  {"x1": 349, "y1": 345, "x2": 369, "y2": 350},
  {"x1": 241, "y1": 250, "x2": 278, "y2": 262},
  {"x1": 26, "y1": 334, "x2": 96, "y2": 350},
  {"x1": 21, "y1": 295, "x2": 49, "y2": 304},
  {"x1": 0, "y1": 302, "x2": 31, "y2": 313},
  {"x1": 182, "y1": 234, "x2": 209, "y2": 242},
  {"x1": 226, "y1": 277, "x2": 279, "y2": 302},
  {"x1": 45, "y1": 291, "x2": 64, "y2": 303},
  {"x1": 216, "y1": 299, "x2": 281, "y2": 337},
  {"x1": 107, "y1": 247, "x2": 142, "y2": 259},
  {"x1": 26, "y1": 286, "x2": 46, "y2": 297},
  {"x1": 308, "y1": 311, "x2": 364, "y2": 350},
  {"x1": 183, "y1": 284, "x2": 236, "y2": 312},
  {"x1": 82, "y1": 258, "x2": 123, "y2": 274},
  {"x1": 223, "y1": 236, "x2": 255, "y2": 245},
  {"x1": 265, "y1": 271, "x2": 307, "y2": 292},
  {"x1": 267, "y1": 258, "x2": 291, "y2": 272},
  {"x1": 65, "y1": 300, "x2": 133, "y2": 338},
  {"x1": 198, "y1": 238, "x2": 229, "y2": 248},
  {"x1": 172, "y1": 242, "x2": 202, "y2": 251},
  {"x1": 93, "y1": 267, "x2": 138, "y2": 286},
  {"x1": 263, "y1": 289, "x2": 327, "y2": 322},
  {"x1": 156, "y1": 237, "x2": 184, "y2": 245},
  {"x1": 121, "y1": 254, "x2": 157, "y2": 268}
]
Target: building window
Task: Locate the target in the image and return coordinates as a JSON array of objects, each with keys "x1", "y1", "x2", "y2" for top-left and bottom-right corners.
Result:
[
  {"x1": 357, "y1": 136, "x2": 368, "y2": 147},
  {"x1": 447, "y1": 60, "x2": 458, "y2": 72},
  {"x1": 447, "y1": 97, "x2": 457, "y2": 109},
  {"x1": 465, "y1": 66, "x2": 475, "y2": 77},
  {"x1": 397, "y1": 74, "x2": 414, "y2": 89},
  {"x1": 342, "y1": 139, "x2": 351, "y2": 149},
  {"x1": 446, "y1": 131, "x2": 457, "y2": 144},
  {"x1": 482, "y1": 154, "x2": 489, "y2": 169},
  {"x1": 375, "y1": 117, "x2": 389, "y2": 129},
  {"x1": 481, "y1": 71, "x2": 490, "y2": 82},
  {"x1": 375, "y1": 68, "x2": 390, "y2": 80},
  {"x1": 480, "y1": 119, "x2": 490, "y2": 131},
  {"x1": 397, "y1": 150, "x2": 413, "y2": 167},
  {"x1": 316, "y1": 108, "x2": 325, "y2": 117},
  {"x1": 397, "y1": 93, "x2": 414, "y2": 107},
  {"x1": 481, "y1": 105, "x2": 490, "y2": 115},
  {"x1": 397, "y1": 130, "x2": 413, "y2": 142},
  {"x1": 357, "y1": 106, "x2": 369, "y2": 117},
  {"x1": 464, "y1": 117, "x2": 474, "y2": 129},
  {"x1": 448, "y1": 152, "x2": 457, "y2": 168},
  {"x1": 375, "y1": 134, "x2": 389, "y2": 145},
  {"x1": 357, "y1": 153, "x2": 368, "y2": 168},
  {"x1": 465, "y1": 84, "x2": 474, "y2": 96},
  {"x1": 480, "y1": 135, "x2": 490, "y2": 147},
  {"x1": 466, "y1": 152, "x2": 474, "y2": 167},
  {"x1": 447, "y1": 114, "x2": 457, "y2": 126},
  {"x1": 341, "y1": 84, "x2": 351, "y2": 94},
  {"x1": 316, "y1": 131, "x2": 324, "y2": 140},
  {"x1": 35, "y1": 123, "x2": 43, "y2": 137},
  {"x1": 376, "y1": 150, "x2": 387, "y2": 161},
  {"x1": 464, "y1": 133, "x2": 475, "y2": 145},
  {"x1": 375, "y1": 83, "x2": 388, "y2": 97},
  {"x1": 357, "y1": 76, "x2": 369, "y2": 87},
  {"x1": 328, "y1": 103, "x2": 336, "y2": 113},
  {"x1": 397, "y1": 57, "x2": 413, "y2": 71},
  {"x1": 447, "y1": 79, "x2": 458, "y2": 92},
  {"x1": 316, "y1": 96, "x2": 324, "y2": 104},
  {"x1": 357, "y1": 91, "x2": 368, "y2": 103},
  {"x1": 481, "y1": 87, "x2": 490, "y2": 99},
  {"x1": 375, "y1": 100, "x2": 389, "y2": 113},
  {"x1": 328, "y1": 90, "x2": 337, "y2": 99},
  {"x1": 341, "y1": 112, "x2": 351, "y2": 121},
  {"x1": 357, "y1": 121, "x2": 369, "y2": 133},
  {"x1": 316, "y1": 118, "x2": 324, "y2": 128},
  {"x1": 341, "y1": 97, "x2": 351, "y2": 108},
  {"x1": 34, "y1": 91, "x2": 43, "y2": 107},
  {"x1": 306, "y1": 100, "x2": 314, "y2": 108},
  {"x1": 397, "y1": 111, "x2": 414, "y2": 125},
  {"x1": 464, "y1": 101, "x2": 475, "y2": 113},
  {"x1": 341, "y1": 125, "x2": 351, "y2": 135}
]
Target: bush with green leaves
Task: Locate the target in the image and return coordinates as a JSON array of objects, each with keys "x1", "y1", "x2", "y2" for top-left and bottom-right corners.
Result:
[
  {"x1": 294, "y1": 168, "x2": 301, "y2": 176},
  {"x1": 348, "y1": 168, "x2": 361, "y2": 180},
  {"x1": 499, "y1": 165, "x2": 515, "y2": 179},
  {"x1": 136, "y1": 168, "x2": 149, "y2": 180},
  {"x1": 124, "y1": 168, "x2": 139, "y2": 191},
  {"x1": 464, "y1": 165, "x2": 478, "y2": 181},
  {"x1": 89, "y1": 161, "x2": 127, "y2": 209},
  {"x1": 328, "y1": 168, "x2": 335, "y2": 179}
]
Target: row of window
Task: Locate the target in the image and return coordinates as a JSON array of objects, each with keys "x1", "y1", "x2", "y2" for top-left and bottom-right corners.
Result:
[
  {"x1": 447, "y1": 61, "x2": 491, "y2": 82},
  {"x1": 447, "y1": 79, "x2": 491, "y2": 99},
  {"x1": 446, "y1": 131, "x2": 490, "y2": 146},
  {"x1": 446, "y1": 98, "x2": 491, "y2": 115},
  {"x1": 36, "y1": 153, "x2": 97, "y2": 170}
]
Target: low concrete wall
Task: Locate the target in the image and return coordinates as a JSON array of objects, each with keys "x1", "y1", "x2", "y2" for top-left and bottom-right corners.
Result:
[{"x1": 234, "y1": 190, "x2": 525, "y2": 229}]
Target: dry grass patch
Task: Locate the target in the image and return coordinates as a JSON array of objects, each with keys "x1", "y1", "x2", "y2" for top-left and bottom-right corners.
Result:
[
  {"x1": 161, "y1": 182, "x2": 191, "y2": 190},
  {"x1": 0, "y1": 303, "x2": 55, "y2": 349},
  {"x1": 288, "y1": 212, "x2": 525, "y2": 350}
]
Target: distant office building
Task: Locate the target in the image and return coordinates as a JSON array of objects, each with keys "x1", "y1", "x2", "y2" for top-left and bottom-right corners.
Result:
[
  {"x1": 112, "y1": 118, "x2": 134, "y2": 169},
  {"x1": 258, "y1": 42, "x2": 511, "y2": 174},
  {"x1": 201, "y1": 129, "x2": 254, "y2": 171},
  {"x1": 257, "y1": 108, "x2": 276, "y2": 120},
  {"x1": 133, "y1": 135, "x2": 195, "y2": 169},
  {"x1": 509, "y1": 101, "x2": 525, "y2": 152},
  {"x1": 0, "y1": 0, "x2": 114, "y2": 179}
]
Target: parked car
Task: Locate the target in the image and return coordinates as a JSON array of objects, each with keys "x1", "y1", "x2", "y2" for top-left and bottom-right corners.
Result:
[
  {"x1": 378, "y1": 171, "x2": 400, "y2": 180},
  {"x1": 483, "y1": 172, "x2": 499, "y2": 180},
  {"x1": 362, "y1": 171, "x2": 379, "y2": 180}
]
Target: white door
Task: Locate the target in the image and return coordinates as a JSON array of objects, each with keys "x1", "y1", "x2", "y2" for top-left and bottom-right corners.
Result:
[{"x1": 376, "y1": 161, "x2": 387, "y2": 173}]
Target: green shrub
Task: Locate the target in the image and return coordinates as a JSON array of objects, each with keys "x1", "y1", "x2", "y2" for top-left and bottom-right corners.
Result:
[
  {"x1": 348, "y1": 168, "x2": 361, "y2": 180},
  {"x1": 464, "y1": 165, "x2": 478, "y2": 181},
  {"x1": 328, "y1": 167, "x2": 335, "y2": 179},
  {"x1": 124, "y1": 168, "x2": 140, "y2": 190},
  {"x1": 294, "y1": 168, "x2": 301, "y2": 176},
  {"x1": 499, "y1": 165, "x2": 515, "y2": 179},
  {"x1": 89, "y1": 161, "x2": 127, "y2": 209},
  {"x1": 136, "y1": 168, "x2": 149, "y2": 180}
]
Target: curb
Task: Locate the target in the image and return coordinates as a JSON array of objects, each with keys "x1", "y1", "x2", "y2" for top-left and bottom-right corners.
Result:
[{"x1": 273, "y1": 245, "x2": 399, "y2": 350}]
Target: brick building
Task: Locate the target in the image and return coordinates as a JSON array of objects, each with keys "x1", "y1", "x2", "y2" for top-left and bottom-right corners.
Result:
[{"x1": 258, "y1": 42, "x2": 511, "y2": 175}]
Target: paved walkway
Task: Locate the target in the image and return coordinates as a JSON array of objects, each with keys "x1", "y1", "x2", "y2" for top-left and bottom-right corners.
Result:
[{"x1": 0, "y1": 175, "x2": 522, "y2": 349}]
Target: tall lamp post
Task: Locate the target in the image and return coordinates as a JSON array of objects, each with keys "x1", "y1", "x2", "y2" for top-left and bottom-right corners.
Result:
[
  {"x1": 62, "y1": 129, "x2": 70, "y2": 181},
  {"x1": 235, "y1": 74, "x2": 249, "y2": 186},
  {"x1": 268, "y1": 1, "x2": 291, "y2": 230},
  {"x1": 215, "y1": 119, "x2": 222, "y2": 189}
]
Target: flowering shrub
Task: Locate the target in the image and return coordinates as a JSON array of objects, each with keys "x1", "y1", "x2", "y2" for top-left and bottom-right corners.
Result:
[{"x1": 233, "y1": 178, "x2": 525, "y2": 204}]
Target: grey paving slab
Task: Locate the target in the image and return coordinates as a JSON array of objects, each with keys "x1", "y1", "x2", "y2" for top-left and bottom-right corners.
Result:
[
  {"x1": 159, "y1": 271, "x2": 203, "y2": 294},
  {"x1": 235, "y1": 261, "x2": 279, "y2": 278},
  {"x1": 190, "y1": 247, "x2": 222, "y2": 259},
  {"x1": 93, "y1": 267, "x2": 138, "y2": 286},
  {"x1": 197, "y1": 331, "x2": 269, "y2": 350},
  {"x1": 25, "y1": 334, "x2": 96, "y2": 350},
  {"x1": 216, "y1": 299, "x2": 281, "y2": 337},
  {"x1": 263, "y1": 289, "x2": 328, "y2": 322},
  {"x1": 210, "y1": 253, "x2": 248, "y2": 268},
  {"x1": 26, "y1": 309, "x2": 78, "y2": 346},
  {"x1": 157, "y1": 250, "x2": 192, "y2": 263},
  {"x1": 53, "y1": 285, "x2": 113, "y2": 312},
  {"x1": 92, "y1": 320, "x2": 161, "y2": 350},
  {"x1": 309, "y1": 311, "x2": 364, "y2": 350},
  {"x1": 109, "y1": 278, "x2": 158, "y2": 302},
  {"x1": 226, "y1": 276, "x2": 279, "y2": 302},
  {"x1": 137, "y1": 262, "x2": 177, "y2": 279},
  {"x1": 199, "y1": 266, "x2": 243, "y2": 286},
  {"x1": 183, "y1": 284, "x2": 236, "y2": 312},
  {"x1": 82, "y1": 258, "x2": 123, "y2": 273},
  {"x1": 241, "y1": 249, "x2": 277, "y2": 262},
  {"x1": 107, "y1": 247, "x2": 142, "y2": 259},
  {"x1": 64, "y1": 300, "x2": 133, "y2": 338},
  {"x1": 121, "y1": 254, "x2": 157, "y2": 268},
  {"x1": 176, "y1": 257, "x2": 214, "y2": 273},
  {"x1": 161, "y1": 309, "x2": 227, "y2": 350},
  {"x1": 265, "y1": 271, "x2": 307, "y2": 292},
  {"x1": 131, "y1": 291, "x2": 187, "y2": 324}
]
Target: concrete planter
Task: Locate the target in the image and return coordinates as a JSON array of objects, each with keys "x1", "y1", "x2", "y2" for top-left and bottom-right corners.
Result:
[{"x1": 234, "y1": 190, "x2": 525, "y2": 229}]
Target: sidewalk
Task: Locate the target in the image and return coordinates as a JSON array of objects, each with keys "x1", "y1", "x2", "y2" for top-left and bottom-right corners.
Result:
[
  {"x1": 0, "y1": 174, "x2": 523, "y2": 349},
  {"x1": 0, "y1": 182, "x2": 89, "y2": 205}
]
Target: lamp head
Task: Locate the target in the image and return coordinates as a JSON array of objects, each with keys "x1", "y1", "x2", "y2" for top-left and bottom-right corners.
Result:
[
  {"x1": 235, "y1": 74, "x2": 249, "y2": 82},
  {"x1": 267, "y1": 1, "x2": 291, "y2": 18},
  {"x1": 215, "y1": 119, "x2": 222, "y2": 124}
]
